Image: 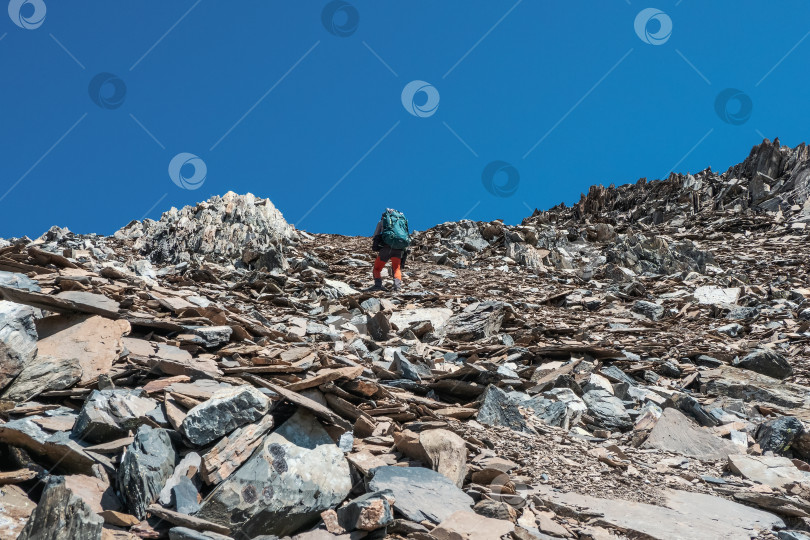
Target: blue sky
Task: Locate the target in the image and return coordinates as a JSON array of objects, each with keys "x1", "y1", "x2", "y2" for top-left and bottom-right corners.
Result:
[{"x1": 1, "y1": 1, "x2": 809, "y2": 238}]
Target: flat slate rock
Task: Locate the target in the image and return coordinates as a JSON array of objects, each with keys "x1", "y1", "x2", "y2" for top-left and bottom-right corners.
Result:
[
  {"x1": 367, "y1": 465, "x2": 474, "y2": 524},
  {"x1": 168, "y1": 527, "x2": 234, "y2": 540},
  {"x1": 702, "y1": 366, "x2": 810, "y2": 409},
  {"x1": 0, "y1": 271, "x2": 41, "y2": 292},
  {"x1": 538, "y1": 486, "x2": 784, "y2": 540},
  {"x1": 643, "y1": 408, "x2": 739, "y2": 461},
  {"x1": 728, "y1": 454, "x2": 810, "y2": 488},
  {"x1": 0, "y1": 416, "x2": 99, "y2": 475},
  {"x1": 582, "y1": 389, "x2": 632, "y2": 432},
  {"x1": 1, "y1": 353, "x2": 82, "y2": 402},
  {"x1": 36, "y1": 314, "x2": 131, "y2": 386},
  {"x1": 476, "y1": 385, "x2": 534, "y2": 434},
  {"x1": 431, "y1": 510, "x2": 514, "y2": 540},
  {"x1": 0, "y1": 286, "x2": 121, "y2": 319}
]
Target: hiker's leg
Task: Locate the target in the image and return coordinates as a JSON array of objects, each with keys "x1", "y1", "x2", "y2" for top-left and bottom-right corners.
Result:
[
  {"x1": 390, "y1": 257, "x2": 402, "y2": 280},
  {"x1": 372, "y1": 256, "x2": 385, "y2": 279},
  {"x1": 391, "y1": 257, "x2": 402, "y2": 291}
]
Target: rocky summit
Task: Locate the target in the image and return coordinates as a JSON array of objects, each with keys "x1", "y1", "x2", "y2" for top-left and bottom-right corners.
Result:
[{"x1": 0, "y1": 138, "x2": 810, "y2": 539}]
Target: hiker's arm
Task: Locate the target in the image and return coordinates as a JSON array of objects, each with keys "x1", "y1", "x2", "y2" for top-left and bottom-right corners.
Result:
[{"x1": 372, "y1": 220, "x2": 383, "y2": 251}]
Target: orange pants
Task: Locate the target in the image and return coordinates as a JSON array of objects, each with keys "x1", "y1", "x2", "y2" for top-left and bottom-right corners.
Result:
[{"x1": 373, "y1": 256, "x2": 401, "y2": 280}]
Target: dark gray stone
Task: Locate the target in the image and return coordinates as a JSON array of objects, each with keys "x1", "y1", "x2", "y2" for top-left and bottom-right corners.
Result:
[
  {"x1": 695, "y1": 355, "x2": 723, "y2": 368},
  {"x1": 733, "y1": 349, "x2": 793, "y2": 380},
  {"x1": 756, "y1": 416, "x2": 805, "y2": 456},
  {"x1": 582, "y1": 389, "x2": 632, "y2": 432},
  {"x1": 17, "y1": 476, "x2": 103, "y2": 540},
  {"x1": 367, "y1": 311, "x2": 390, "y2": 341},
  {"x1": 181, "y1": 385, "x2": 270, "y2": 446},
  {"x1": 658, "y1": 360, "x2": 682, "y2": 378},
  {"x1": 184, "y1": 325, "x2": 233, "y2": 347},
  {"x1": 632, "y1": 300, "x2": 664, "y2": 321},
  {"x1": 118, "y1": 425, "x2": 176, "y2": 519},
  {"x1": 716, "y1": 323, "x2": 743, "y2": 337},
  {"x1": 600, "y1": 365, "x2": 637, "y2": 387},
  {"x1": 197, "y1": 409, "x2": 351, "y2": 538},
  {"x1": 172, "y1": 476, "x2": 201, "y2": 515},
  {"x1": 726, "y1": 306, "x2": 759, "y2": 320},
  {"x1": 779, "y1": 531, "x2": 810, "y2": 540},
  {"x1": 667, "y1": 393, "x2": 719, "y2": 428},
  {"x1": 367, "y1": 466, "x2": 474, "y2": 524},
  {"x1": 72, "y1": 388, "x2": 158, "y2": 443},
  {"x1": 476, "y1": 385, "x2": 533, "y2": 434},
  {"x1": 392, "y1": 349, "x2": 427, "y2": 382},
  {"x1": 445, "y1": 301, "x2": 506, "y2": 341},
  {"x1": 361, "y1": 297, "x2": 382, "y2": 314}
]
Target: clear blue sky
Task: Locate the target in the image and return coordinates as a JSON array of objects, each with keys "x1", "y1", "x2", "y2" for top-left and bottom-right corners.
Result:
[{"x1": 2, "y1": 1, "x2": 809, "y2": 238}]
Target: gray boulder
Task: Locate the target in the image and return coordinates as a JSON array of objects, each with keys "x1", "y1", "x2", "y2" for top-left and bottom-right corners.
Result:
[
  {"x1": 733, "y1": 349, "x2": 793, "y2": 380},
  {"x1": 172, "y1": 476, "x2": 201, "y2": 515},
  {"x1": 184, "y1": 325, "x2": 233, "y2": 348},
  {"x1": 17, "y1": 476, "x2": 103, "y2": 540},
  {"x1": 756, "y1": 416, "x2": 805, "y2": 456},
  {"x1": 476, "y1": 385, "x2": 533, "y2": 434},
  {"x1": 72, "y1": 388, "x2": 158, "y2": 443},
  {"x1": 367, "y1": 465, "x2": 473, "y2": 524},
  {"x1": 197, "y1": 409, "x2": 351, "y2": 537},
  {"x1": 118, "y1": 425, "x2": 176, "y2": 519},
  {"x1": 181, "y1": 385, "x2": 270, "y2": 446},
  {"x1": 582, "y1": 389, "x2": 632, "y2": 432},
  {"x1": 367, "y1": 311, "x2": 390, "y2": 341},
  {"x1": 632, "y1": 300, "x2": 664, "y2": 321},
  {"x1": 0, "y1": 300, "x2": 38, "y2": 392},
  {"x1": 446, "y1": 301, "x2": 506, "y2": 341}
]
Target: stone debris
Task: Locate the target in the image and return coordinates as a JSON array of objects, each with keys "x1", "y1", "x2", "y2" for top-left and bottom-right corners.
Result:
[{"x1": 3, "y1": 140, "x2": 810, "y2": 538}]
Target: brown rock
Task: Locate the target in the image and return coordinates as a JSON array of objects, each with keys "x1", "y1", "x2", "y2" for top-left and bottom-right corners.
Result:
[
  {"x1": 200, "y1": 415, "x2": 274, "y2": 485},
  {"x1": 36, "y1": 314, "x2": 130, "y2": 386},
  {"x1": 431, "y1": 510, "x2": 515, "y2": 540}
]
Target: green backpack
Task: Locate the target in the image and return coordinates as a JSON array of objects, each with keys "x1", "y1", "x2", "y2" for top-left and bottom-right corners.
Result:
[{"x1": 381, "y1": 209, "x2": 410, "y2": 250}]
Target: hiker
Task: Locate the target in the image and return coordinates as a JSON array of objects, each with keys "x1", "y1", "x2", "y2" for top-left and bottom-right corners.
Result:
[{"x1": 370, "y1": 208, "x2": 410, "y2": 291}]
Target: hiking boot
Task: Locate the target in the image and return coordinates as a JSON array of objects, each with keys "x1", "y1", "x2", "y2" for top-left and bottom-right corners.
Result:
[
  {"x1": 392, "y1": 279, "x2": 402, "y2": 292},
  {"x1": 366, "y1": 278, "x2": 384, "y2": 291}
]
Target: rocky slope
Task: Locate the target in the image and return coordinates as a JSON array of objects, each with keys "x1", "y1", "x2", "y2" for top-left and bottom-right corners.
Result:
[{"x1": 0, "y1": 139, "x2": 809, "y2": 539}]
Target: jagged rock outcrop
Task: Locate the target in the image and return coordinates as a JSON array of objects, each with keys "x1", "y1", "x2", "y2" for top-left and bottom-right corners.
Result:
[{"x1": 116, "y1": 191, "x2": 298, "y2": 267}]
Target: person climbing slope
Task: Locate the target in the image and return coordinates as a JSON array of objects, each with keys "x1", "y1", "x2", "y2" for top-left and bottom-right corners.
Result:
[{"x1": 369, "y1": 208, "x2": 410, "y2": 291}]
